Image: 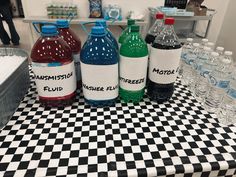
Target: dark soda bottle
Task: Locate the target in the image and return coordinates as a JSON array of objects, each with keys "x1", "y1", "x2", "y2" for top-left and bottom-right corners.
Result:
[
  {"x1": 31, "y1": 25, "x2": 77, "y2": 107},
  {"x1": 80, "y1": 26, "x2": 119, "y2": 107},
  {"x1": 147, "y1": 18, "x2": 182, "y2": 103},
  {"x1": 145, "y1": 13, "x2": 164, "y2": 50},
  {"x1": 56, "y1": 19, "x2": 82, "y2": 88}
]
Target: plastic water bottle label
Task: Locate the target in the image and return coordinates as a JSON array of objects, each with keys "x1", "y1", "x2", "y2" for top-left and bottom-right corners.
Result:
[
  {"x1": 119, "y1": 55, "x2": 148, "y2": 91},
  {"x1": 72, "y1": 53, "x2": 81, "y2": 81},
  {"x1": 186, "y1": 53, "x2": 197, "y2": 65},
  {"x1": 200, "y1": 68, "x2": 210, "y2": 78},
  {"x1": 32, "y1": 61, "x2": 76, "y2": 97},
  {"x1": 149, "y1": 47, "x2": 182, "y2": 84},
  {"x1": 81, "y1": 63, "x2": 119, "y2": 100},
  {"x1": 227, "y1": 86, "x2": 236, "y2": 99},
  {"x1": 210, "y1": 75, "x2": 230, "y2": 89}
]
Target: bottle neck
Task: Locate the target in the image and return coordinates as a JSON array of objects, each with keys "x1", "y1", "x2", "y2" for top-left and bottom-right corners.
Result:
[
  {"x1": 130, "y1": 31, "x2": 141, "y2": 38},
  {"x1": 90, "y1": 33, "x2": 107, "y2": 38},
  {"x1": 163, "y1": 24, "x2": 175, "y2": 34}
]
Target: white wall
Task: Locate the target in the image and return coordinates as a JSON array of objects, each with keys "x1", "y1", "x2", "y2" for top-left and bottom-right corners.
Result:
[
  {"x1": 202, "y1": 0, "x2": 230, "y2": 43},
  {"x1": 22, "y1": 0, "x2": 230, "y2": 45},
  {"x1": 217, "y1": 0, "x2": 236, "y2": 61},
  {"x1": 22, "y1": 0, "x2": 164, "y2": 46},
  {"x1": 22, "y1": 0, "x2": 165, "y2": 18}
]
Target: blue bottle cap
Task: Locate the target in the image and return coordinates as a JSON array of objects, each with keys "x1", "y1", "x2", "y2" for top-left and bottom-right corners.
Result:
[
  {"x1": 56, "y1": 19, "x2": 69, "y2": 28},
  {"x1": 95, "y1": 20, "x2": 107, "y2": 28},
  {"x1": 41, "y1": 25, "x2": 58, "y2": 36},
  {"x1": 91, "y1": 26, "x2": 106, "y2": 36}
]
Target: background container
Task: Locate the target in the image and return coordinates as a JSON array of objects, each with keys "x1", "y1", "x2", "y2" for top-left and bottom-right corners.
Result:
[{"x1": 0, "y1": 48, "x2": 30, "y2": 129}]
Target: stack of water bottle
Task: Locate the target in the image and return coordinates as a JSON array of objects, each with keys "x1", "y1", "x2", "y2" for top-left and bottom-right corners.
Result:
[{"x1": 180, "y1": 38, "x2": 236, "y2": 125}]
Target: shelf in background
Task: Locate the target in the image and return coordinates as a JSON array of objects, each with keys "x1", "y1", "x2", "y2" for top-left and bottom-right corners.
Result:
[
  {"x1": 23, "y1": 16, "x2": 148, "y2": 26},
  {"x1": 166, "y1": 15, "x2": 214, "y2": 21}
]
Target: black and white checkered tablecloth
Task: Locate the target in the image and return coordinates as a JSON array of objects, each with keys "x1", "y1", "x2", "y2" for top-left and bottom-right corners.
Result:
[{"x1": 1, "y1": 75, "x2": 236, "y2": 177}]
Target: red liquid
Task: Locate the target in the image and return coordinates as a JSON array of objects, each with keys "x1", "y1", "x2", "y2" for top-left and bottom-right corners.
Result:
[
  {"x1": 58, "y1": 28, "x2": 82, "y2": 88},
  {"x1": 31, "y1": 35, "x2": 76, "y2": 107}
]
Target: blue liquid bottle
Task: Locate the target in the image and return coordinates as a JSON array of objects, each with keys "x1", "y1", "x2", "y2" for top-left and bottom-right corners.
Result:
[
  {"x1": 95, "y1": 20, "x2": 119, "y2": 50},
  {"x1": 80, "y1": 26, "x2": 119, "y2": 107}
]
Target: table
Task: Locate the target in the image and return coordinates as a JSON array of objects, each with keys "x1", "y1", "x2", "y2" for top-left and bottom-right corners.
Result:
[{"x1": 1, "y1": 73, "x2": 236, "y2": 177}]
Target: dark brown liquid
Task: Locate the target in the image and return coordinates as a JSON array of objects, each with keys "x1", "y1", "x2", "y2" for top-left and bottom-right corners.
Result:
[
  {"x1": 147, "y1": 43, "x2": 182, "y2": 103},
  {"x1": 145, "y1": 34, "x2": 156, "y2": 45}
]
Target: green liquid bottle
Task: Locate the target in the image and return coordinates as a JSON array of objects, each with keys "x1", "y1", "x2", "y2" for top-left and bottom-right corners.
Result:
[
  {"x1": 119, "y1": 25, "x2": 149, "y2": 103},
  {"x1": 118, "y1": 19, "x2": 135, "y2": 47}
]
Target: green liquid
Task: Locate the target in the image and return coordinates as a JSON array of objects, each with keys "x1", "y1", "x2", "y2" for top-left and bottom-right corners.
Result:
[{"x1": 119, "y1": 29, "x2": 148, "y2": 103}]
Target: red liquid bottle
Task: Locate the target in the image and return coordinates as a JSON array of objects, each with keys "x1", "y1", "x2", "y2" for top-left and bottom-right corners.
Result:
[
  {"x1": 31, "y1": 25, "x2": 76, "y2": 107},
  {"x1": 56, "y1": 20, "x2": 82, "y2": 88}
]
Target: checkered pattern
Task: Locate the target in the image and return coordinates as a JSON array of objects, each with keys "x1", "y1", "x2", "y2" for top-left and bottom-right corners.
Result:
[{"x1": 0, "y1": 72, "x2": 236, "y2": 177}]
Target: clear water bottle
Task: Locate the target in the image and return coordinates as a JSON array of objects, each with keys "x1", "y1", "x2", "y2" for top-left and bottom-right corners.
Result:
[
  {"x1": 188, "y1": 43, "x2": 201, "y2": 92},
  {"x1": 194, "y1": 52, "x2": 218, "y2": 103},
  {"x1": 181, "y1": 38, "x2": 193, "y2": 59},
  {"x1": 198, "y1": 46, "x2": 212, "y2": 61},
  {"x1": 199, "y1": 38, "x2": 208, "y2": 50},
  {"x1": 204, "y1": 65, "x2": 230, "y2": 113},
  {"x1": 182, "y1": 43, "x2": 199, "y2": 86},
  {"x1": 179, "y1": 38, "x2": 193, "y2": 77},
  {"x1": 218, "y1": 77, "x2": 236, "y2": 125},
  {"x1": 206, "y1": 42, "x2": 215, "y2": 50},
  {"x1": 218, "y1": 51, "x2": 233, "y2": 72},
  {"x1": 215, "y1": 46, "x2": 224, "y2": 56}
]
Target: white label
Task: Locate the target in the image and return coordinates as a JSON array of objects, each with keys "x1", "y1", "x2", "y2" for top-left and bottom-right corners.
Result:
[
  {"x1": 32, "y1": 62, "x2": 76, "y2": 98},
  {"x1": 148, "y1": 44, "x2": 152, "y2": 54},
  {"x1": 81, "y1": 63, "x2": 119, "y2": 100},
  {"x1": 72, "y1": 53, "x2": 81, "y2": 81},
  {"x1": 149, "y1": 47, "x2": 182, "y2": 84},
  {"x1": 120, "y1": 55, "x2": 148, "y2": 91}
]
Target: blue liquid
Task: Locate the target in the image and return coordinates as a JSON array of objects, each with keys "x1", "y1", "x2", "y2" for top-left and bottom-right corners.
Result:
[
  {"x1": 95, "y1": 20, "x2": 119, "y2": 50},
  {"x1": 80, "y1": 29, "x2": 119, "y2": 107},
  {"x1": 106, "y1": 29, "x2": 119, "y2": 50}
]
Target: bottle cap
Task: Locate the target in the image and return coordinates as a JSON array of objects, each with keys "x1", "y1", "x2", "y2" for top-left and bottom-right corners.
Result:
[
  {"x1": 56, "y1": 19, "x2": 69, "y2": 28},
  {"x1": 91, "y1": 26, "x2": 105, "y2": 35},
  {"x1": 203, "y1": 46, "x2": 211, "y2": 51},
  {"x1": 165, "y1": 18, "x2": 175, "y2": 25},
  {"x1": 187, "y1": 38, "x2": 193, "y2": 42},
  {"x1": 207, "y1": 42, "x2": 215, "y2": 46},
  {"x1": 127, "y1": 19, "x2": 135, "y2": 26},
  {"x1": 225, "y1": 51, "x2": 233, "y2": 56},
  {"x1": 202, "y1": 38, "x2": 208, "y2": 43},
  {"x1": 193, "y1": 43, "x2": 200, "y2": 47},
  {"x1": 41, "y1": 25, "x2": 58, "y2": 36},
  {"x1": 95, "y1": 20, "x2": 107, "y2": 28},
  {"x1": 216, "y1": 46, "x2": 224, "y2": 51},
  {"x1": 156, "y1": 13, "x2": 164, "y2": 19},
  {"x1": 211, "y1": 52, "x2": 219, "y2": 57},
  {"x1": 131, "y1": 25, "x2": 140, "y2": 32}
]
